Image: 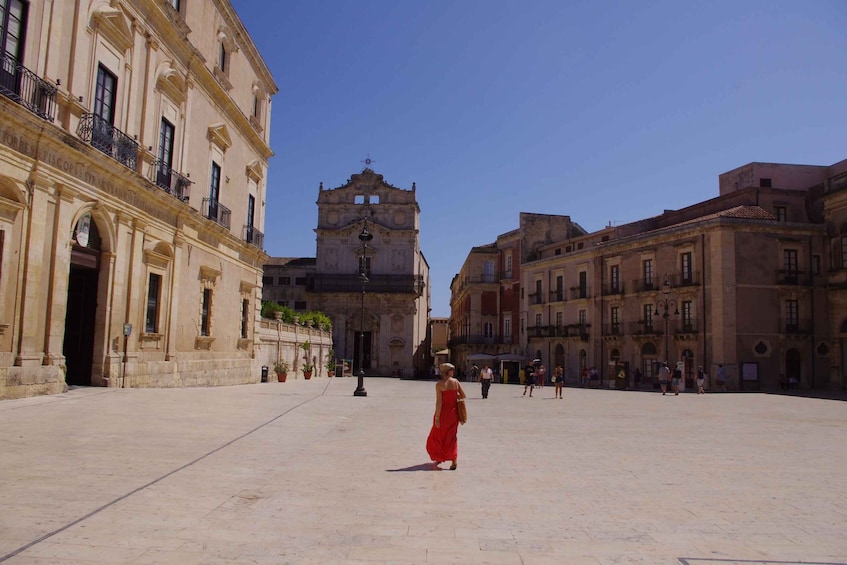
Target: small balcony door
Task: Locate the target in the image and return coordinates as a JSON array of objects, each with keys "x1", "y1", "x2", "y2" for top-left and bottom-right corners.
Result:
[
  {"x1": 246, "y1": 194, "x2": 255, "y2": 242},
  {"x1": 92, "y1": 64, "x2": 117, "y2": 154},
  {"x1": 156, "y1": 118, "x2": 175, "y2": 188},
  {"x1": 208, "y1": 162, "x2": 221, "y2": 221},
  {"x1": 0, "y1": 0, "x2": 26, "y2": 96}
]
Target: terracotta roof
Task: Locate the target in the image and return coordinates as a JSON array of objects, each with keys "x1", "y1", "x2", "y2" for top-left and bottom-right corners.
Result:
[{"x1": 263, "y1": 257, "x2": 316, "y2": 267}]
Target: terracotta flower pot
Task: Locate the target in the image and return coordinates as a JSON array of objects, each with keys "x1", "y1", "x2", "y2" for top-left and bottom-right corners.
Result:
[
  {"x1": 303, "y1": 372, "x2": 312, "y2": 380},
  {"x1": 277, "y1": 372, "x2": 287, "y2": 382}
]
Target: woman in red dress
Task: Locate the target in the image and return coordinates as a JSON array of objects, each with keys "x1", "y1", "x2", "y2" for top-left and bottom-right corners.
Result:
[{"x1": 426, "y1": 363, "x2": 466, "y2": 470}]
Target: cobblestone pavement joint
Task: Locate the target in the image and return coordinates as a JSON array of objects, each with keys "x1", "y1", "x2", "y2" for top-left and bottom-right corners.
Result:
[{"x1": 0, "y1": 378, "x2": 845, "y2": 564}]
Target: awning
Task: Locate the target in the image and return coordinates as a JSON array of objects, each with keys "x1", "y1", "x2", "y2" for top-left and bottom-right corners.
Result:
[{"x1": 467, "y1": 353, "x2": 497, "y2": 361}]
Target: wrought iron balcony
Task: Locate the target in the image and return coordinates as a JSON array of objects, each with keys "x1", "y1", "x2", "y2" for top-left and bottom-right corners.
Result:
[
  {"x1": 202, "y1": 198, "x2": 231, "y2": 229},
  {"x1": 630, "y1": 320, "x2": 662, "y2": 336},
  {"x1": 527, "y1": 325, "x2": 555, "y2": 338},
  {"x1": 601, "y1": 282, "x2": 625, "y2": 296},
  {"x1": 0, "y1": 53, "x2": 57, "y2": 122},
  {"x1": 549, "y1": 289, "x2": 565, "y2": 302},
  {"x1": 243, "y1": 225, "x2": 264, "y2": 249},
  {"x1": 77, "y1": 113, "x2": 138, "y2": 170},
  {"x1": 150, "y1": 159, "x2": 191, "y2": 201},
  {"x1": 781, "y1": 318, "x2": 811, "y2": 335},
  {"x1": 569, "y1": 286, "x2": 590, "y2": 300},
  {"x1": 632, "y1": 278, "x2": 657, "y2": 293},
  {"x1": 666, "y1": 271, "x2": 701, "y2": 287},
  {"x1": 527, "y1": 292, "x2": 544, "y2": 305},
  {"x1": 307, "y1": 273, "x2": 425, "y2": 295},
  {"x1": 776, "y1": 269, "x2": 808, "y2": 286},
  {"x1": 602, "y1": 323, "x2": 623, "y2": 336},
  {"x1": 674, "y1": 320, "x2": 698, "y2": 334}
]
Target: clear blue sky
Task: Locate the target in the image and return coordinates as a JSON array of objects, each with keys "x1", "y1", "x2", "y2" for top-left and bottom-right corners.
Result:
[{"x1": 231, "y1": 0, "x2": 846, "y2": 317}]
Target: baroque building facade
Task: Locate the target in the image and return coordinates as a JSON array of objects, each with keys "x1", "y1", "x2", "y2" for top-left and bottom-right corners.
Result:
[
  {"x1": 264, "y1": 168, "x2": 431, "y2": 378},
  {"x1": 0, "y1": 0, "x2": 277, "y2": 399},
  {"x1": 450, "y1": 158, "x2": 847, "y2": 391}
]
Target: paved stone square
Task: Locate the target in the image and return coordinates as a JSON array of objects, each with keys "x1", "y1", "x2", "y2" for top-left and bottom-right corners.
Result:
[{"x1": 0, "y1": 378, "x2": 845, "y2": 564}]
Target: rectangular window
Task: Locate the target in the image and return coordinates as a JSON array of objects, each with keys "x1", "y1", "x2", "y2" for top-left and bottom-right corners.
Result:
[
  {"x1": 145, "y1": 274, "x2": 161, "y2": 333},
  {"x1": 504, "y1": 318, "x2": 511, "y2": 338},
  {"x1": 775, "y1": 206, "x2": 787, "y2": 222},
  {"x1": 610, "y1": 306, "x2": 620, "y2": 334},
  {"x1": 643, "y1": 259, "x2": 654, "y2": 288},
  {"x1": 785, "y1": 300, "x2": 799, "y2": 331},
  {"x1": 92, "y1": 64, "x2": 117, "y2": 154},
  {"x1": 208, "y1": 162, "x2": 221, "y2": 220},
  {"x1": 483, "y1": 260, "x2": 495, "y2": 282},
  {"x1": 156, "y1": 118, "x2": 175, "y2": 188},
  {"x1": 240, "y1": 299, "x2": 249, "y2": 339},
  {"x1": 784, "y1": 249, "x2": 798, "y2": 273},
  {"x1": 483, "y1": 322, "x2": 493, "y2": 338},
  {"x1": 245, "y1": 194, "x2": 256, "y2": 244},
  {"x1": 578, "y1": 309, "x2": 586, "y2": 326},
  {"x1": 535, "y1": 279, "x2": 542, "y2": 304},
  {"x1": 578, "y1": 271, "x2": 587, "y2": 298},
  {"x1": 294, "y1": 277, "x2": 306, "y2": 286},
  {"x1": 279, "y1": 276, "x2": 291, "y2": 285},
  {"x1": 681, "y1": 252, "x2": 693, "y2": 283},
  {"x1": 200, "y1": 288, "x2": 212, "y2": 336},
  {"x1": 812, "y1": 254, "x2": 820, "y2": 275},
  {"x1": 682, "y1": 300, "x2": 693, "y2": 330},
  {"x1": 555, "y1": 275, "x2": 563, "y2": 301},
  {"x1": 610, "y1": 265, "x2": 620, "y2": 292},
  {"x1": 535, "y1": 313, "x2": 542, "y2": 327},
  {"x1": 219, "y1": 42, "x2": 227, "y2": 73},
  {"x1": 0, "y1": 0, "x2": 25, "y2": 65},
  {"x1": 262, "y1": 276, "x2": 273, "y2": 285},
  {"x1": 170, "y1": 0, "x2": 181, "y2": 11},
  {"x1": 505, "y1": 253, "x2": 512, "y2": 274},
  {"x1": 294, "y1": 300, "x2": 307, "y2": 310},
  {"x1": 556, "y1": 311, "x2": 563, "y2": 327},
  {"x1": 643, "y1": 304, "x2": 654, "y2": 331},
  {"x1": 760, "y1": 178, "x2": 772, "y2": 188}
]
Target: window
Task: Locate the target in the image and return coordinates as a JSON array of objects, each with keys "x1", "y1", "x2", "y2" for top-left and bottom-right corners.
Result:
[
  {"x1": 643, "y1": 259, "x2": 654, "y2": 288},
  {"x1": 240, "y1": 299, "x2": 249, "y2": 339},
  {"x1": 483, "y1": 260, "x2": 495, "y2": 282},
  {"x1": 578, "y1": 309, "x2": 586, "y2": 326},
  {"x1": 294, "y1": 277, "x2": 306, "y2": 286},
  {"x1": 504, "y1": 318, "x2": 511, "y2": 338},
  {"x1": 92, "y1": 64, "x2": 117, "y2": 153},
  {"x1": 208, "y1": 162, "x2": 221, "y2": 221},
  {"x1": 535, "y1": 313, "x2": 542, "y2": 327},
  {"x1": 643, "y1": 304, "x2": 654, "y2": 331},
  {"x1": 610, "y1": 264, "x2": 620, "y2": 292},
  {"x1": 279, "y1": 276, "x2": 290, "y2": 285},
  {"x1": 610, "y1": 306, "x2": 620, "y2": 334},
  {"x1": 556, "y1": 312, "x2": 563, "y2": 328},
  {"x1": 145, "y1": 273, "x2": 161, "y2": 333},
  {"x1": 0, "y1": 0, "x2": 26, "y2": 93},
  {"x1": 218, "y1": 42, "x2": 227, "y2": 73},
  {"x1": 760, "y1": 178, "x2": 772, "y2": 188},
  {"x1": 294, "y1": 300, "x2": 307, "y2": 310},
  {"x1": 578, "y1": 271, "x2": 587, "y2": 298},
  {"x1": 812, "y1": 254, "x2": 820, "y2": 275},
  {"x1": 505, "y1": 253, "x2": 512, "y2": 274},
  {"x1": 775, "y1": 206, "x2": 787, "y2": 222},
  {"x1": 784, "y1": 249, "x2": 798, "y2": 273},
  {"x1": 555, "y1": 275, "x2": 563, "y2": 301},
  {"x1": 262, "y1": 276, "x2": 273, "y2": 285},
  {"x1": 156, "y1": 118, "x2": 175, "y2": 188},
  {"x1": 483, "y1": 322, "x2": 493, "y2": 338},
  {"x1": 200, "y1": 288, "x2": 212, "y2": 336},
  {"x1": 245, "y1": 194, "x2": 256, "y2": 244},
  {"x1": 785, "y1": 300, "x2": 799, "y2": 331},
  {"x1": 535, "y1": 279, "x2": 542, "y2": 305},
  {"x1": 169, "y1": 0, "x2": 181, "y2": 11},
  {"x1": 681, "y1": 252, "x2": 693, "y2": 283},
  {"x1": 682, "y1": 300, "x2": 693, "y2": 330}
]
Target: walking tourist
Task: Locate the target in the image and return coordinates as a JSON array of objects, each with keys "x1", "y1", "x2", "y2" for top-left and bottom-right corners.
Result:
[
  {"x1": 696, "y1": 366, "x2": 706, "y2": 394},
  {"x1": 480, "y1": 364, "x2": 493, "y2": 399},
  {"x1": 658, "y1": 362, "x2": 670, "y2": 395},
  {"x1": 426, "y1": 363, "x2": 466, "y2": 470},
  {"x1": 553, "y1": 365, "x2": 564, "y2": 399}
]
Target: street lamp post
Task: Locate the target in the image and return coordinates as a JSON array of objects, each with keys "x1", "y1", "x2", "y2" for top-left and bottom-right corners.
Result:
[
  {"x1": 354, "y1": 221, "x2": 373, "y2": 397},
  {"x1": 654, "y1": 276, "x2": 679, "y2": 365}
]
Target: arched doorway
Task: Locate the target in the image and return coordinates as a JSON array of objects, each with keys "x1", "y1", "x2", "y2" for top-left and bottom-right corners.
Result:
[
  {"x1": 786, "y1": 348, "x2": 802, "y2": 388},
  {"x1": 63, "y1": 214, "x2": 101, "y2": 386},
  {"x1": 641, "y1": 342, "x2": 658, "y2": 388}
]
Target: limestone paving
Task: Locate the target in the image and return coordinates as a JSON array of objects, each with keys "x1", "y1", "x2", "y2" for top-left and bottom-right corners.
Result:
[{"x1": 0, "y1": 378, "x2": 845, "y2": 564}]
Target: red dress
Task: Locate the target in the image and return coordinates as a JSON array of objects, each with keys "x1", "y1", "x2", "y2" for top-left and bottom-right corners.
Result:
[{"x1": 426, "y1": 388, "x2": 459, "y2": 462}]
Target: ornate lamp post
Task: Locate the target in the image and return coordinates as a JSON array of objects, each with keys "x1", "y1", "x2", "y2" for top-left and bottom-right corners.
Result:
[
  {"x1": 354, "y1": 221, "x2": 373, "y2": 397},
  {"x1": 654, "y1": 276, "x2": 679, "y2": 365}
]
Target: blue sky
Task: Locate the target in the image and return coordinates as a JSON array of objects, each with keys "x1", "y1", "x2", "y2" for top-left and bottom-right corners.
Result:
[{"x1": 231, "y1": 0, "x2": 846, "y2": 317}]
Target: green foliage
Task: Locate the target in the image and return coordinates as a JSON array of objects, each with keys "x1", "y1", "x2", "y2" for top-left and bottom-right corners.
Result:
[
  {"x1": 301, "y1": 362, "x2": 314, "y2": 374},
  {"x1": 261, "y1": 303, "x2": 332, "y2": 330},
  {"x1": 273, "y1": 360, "x2": 289, "y2": 374},
  {"x1": 325, "y1": 350, "x2": 336, "y2": 370}
]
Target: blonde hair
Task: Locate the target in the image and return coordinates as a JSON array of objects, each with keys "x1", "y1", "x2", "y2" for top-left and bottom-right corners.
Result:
[{"x1": 439, "y1": 363, "x2": 455, "y2": 375}]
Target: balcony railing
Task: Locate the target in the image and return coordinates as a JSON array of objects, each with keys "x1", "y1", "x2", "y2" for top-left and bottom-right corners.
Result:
[
  {"x1": 569, "y1": 287, "x2": 590, "y2": 300},
  {"x1": 528, "y1": 292, "x2": 544, "y2": 305},
  {"x1": 630, "y1": 320, "x2": 662, "y2": 336},
  {"x1": 781, "y1": 318, "x2": 811, "y2": 335},
  {"x1": 601, "y1": 282, "x2": 625, "y2": 296},
  {"x1": 77, "y1": 113, "x2": 138, "y2": 170},
  {"x1": 666, "y1": 271, "x2": 701, "y2": 287},
  {"x1": 149, "y1": 159, "x2": 191, "y2": 201},
  {"x1": 603, "y1": 324, "x2": 623, "y2": 336},
  {"x1": 776, "y1": 269, "x2": 809, "y2": 286},
  {"x1": 307, "y1": 273, "x2": 425, "y2": 295},
  {"x1": 632, "y1": 278, "x2": 657, "y2": 293},
  {"x1": 0, "y1": 53, "x2": 57, "y2": 121},
  {"x1": 500, "y1": 270, "x2": 513, "y2": 281},
  {"x1": 243, "y1": 225, "x2": 264, "y2": 249},
  {"x1": 447, "y1": 334, "x2": 498, "y2": 347},
  {"x1": 674, "y1": 320, "x2": 698, "y2": 334},
  {"x1": 549, "y1": 289, "x2": 565, "y2": 303},
  {"x1": 202, "y1": 198, "x2": 231, "y2": 229}
]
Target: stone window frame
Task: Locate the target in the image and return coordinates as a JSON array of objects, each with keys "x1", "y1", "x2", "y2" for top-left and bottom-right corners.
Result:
[
  {"x1": 196, "y1": 265, "x2": 221, "y2": 349},
  {"x1": 140, "y1": 246, "x2": 173, "y2": 349},
  {"x1": 237, "y1": 281, "x2": 257, "y2": 349}
]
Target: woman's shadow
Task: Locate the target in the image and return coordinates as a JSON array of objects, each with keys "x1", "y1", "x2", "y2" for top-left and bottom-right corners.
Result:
[{"x1": 386, "y1": 462, "x2": 441, "y2": 472}]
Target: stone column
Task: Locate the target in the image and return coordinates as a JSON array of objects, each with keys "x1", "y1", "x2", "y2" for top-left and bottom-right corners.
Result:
[{"x1": 43, "y1": 184, "x2": 79, "y2": 366}]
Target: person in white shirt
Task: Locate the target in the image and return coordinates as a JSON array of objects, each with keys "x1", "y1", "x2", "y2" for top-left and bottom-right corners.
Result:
[{"x1": 480, "y1": 364, "x2": 493, "y2": 398}]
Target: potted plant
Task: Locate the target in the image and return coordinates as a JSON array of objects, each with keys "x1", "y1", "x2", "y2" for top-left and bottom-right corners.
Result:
[
  {"x1": 274, "y1": 360, "x2": 289, "y2": 382},
  {"x1": 302, "y1": 362, "x2": 314, "y2": 380},
  {"x1": 325, "y1": 353, "x2": 336, "y2": 378}
]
